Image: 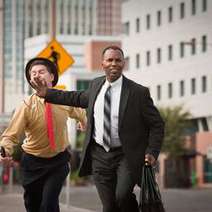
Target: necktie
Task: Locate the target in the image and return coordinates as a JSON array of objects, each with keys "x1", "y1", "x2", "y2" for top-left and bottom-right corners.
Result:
[
  {"x1": 103, "y1": 85, "x2": 111, "y2": 148},
  {"x1": 45, "y1": 102, "x2": 56, "y2": 150}
]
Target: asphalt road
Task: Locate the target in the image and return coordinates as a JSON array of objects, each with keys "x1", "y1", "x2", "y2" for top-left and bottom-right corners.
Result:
[
  {"x1": 1, "y1": 184, "x2": 212, "y2": 212},
  {"x1": 60, "y1": 185, "x2": 212, "y2": 212}
]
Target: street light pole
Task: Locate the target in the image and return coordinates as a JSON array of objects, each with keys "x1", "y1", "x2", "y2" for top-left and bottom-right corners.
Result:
[
  {"x1": 50, "y1": 0, "x2": 56, "y2": 40},
  {"x1": 0, "y1": 0, "x2": 4, "y2": 114},
  {"x1": 49, "y1": 1, "x2": 71, "y2": 207}
]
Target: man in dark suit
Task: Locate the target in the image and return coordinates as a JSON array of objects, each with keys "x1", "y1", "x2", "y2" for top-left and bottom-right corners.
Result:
[{"x1": 31, "y1": 46, "x2": 165, "y2": 212}]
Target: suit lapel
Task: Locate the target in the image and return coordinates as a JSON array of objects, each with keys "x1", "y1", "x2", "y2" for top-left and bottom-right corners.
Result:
[
  {"x1": 90, "y1": 77, "x2": 105, "y2": 108},
  {"x1": 119, "y1": 76, "x2": 130, "y2": 129}
]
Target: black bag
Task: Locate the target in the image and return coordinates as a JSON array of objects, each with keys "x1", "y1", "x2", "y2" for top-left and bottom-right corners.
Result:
[{"x1": 139, "y1": 163, "x2": 165, "y2": 212}]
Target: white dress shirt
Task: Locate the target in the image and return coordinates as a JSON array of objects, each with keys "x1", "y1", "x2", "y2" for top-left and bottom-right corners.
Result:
[{"x1": 93, "y1": 76, "x2": 123, "y2": 151}]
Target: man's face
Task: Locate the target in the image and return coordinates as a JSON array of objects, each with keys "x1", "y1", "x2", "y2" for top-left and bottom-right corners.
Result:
[
  {"x1": 102, "y1": 49, "x2": 125, "y2": 82},
  {"x1": 29, "y1": 64, "x2": 54, "y2": 87}
]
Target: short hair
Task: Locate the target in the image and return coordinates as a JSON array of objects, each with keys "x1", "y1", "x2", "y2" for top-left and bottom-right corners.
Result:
[
  {"x1": 28, "y1": 60, "x2": 52, "y2": 74},
  {"x1": 102, "y1": 45, "x2": 124, "y2": 58}
]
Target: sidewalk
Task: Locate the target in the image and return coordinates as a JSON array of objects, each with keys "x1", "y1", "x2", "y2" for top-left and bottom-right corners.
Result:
[{"x1": 0, "y1": 191, "x2": 94, "y2": 212}]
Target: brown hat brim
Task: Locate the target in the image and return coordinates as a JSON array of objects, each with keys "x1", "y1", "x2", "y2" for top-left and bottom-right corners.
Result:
[{"x1": 25, "y1": 57, "x2": 58, "y2": 88}]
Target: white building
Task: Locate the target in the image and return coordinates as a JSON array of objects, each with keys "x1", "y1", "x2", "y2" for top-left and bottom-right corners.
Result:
[{"x1": 122, "y1": 0, "x2": 212, "y2": 132}]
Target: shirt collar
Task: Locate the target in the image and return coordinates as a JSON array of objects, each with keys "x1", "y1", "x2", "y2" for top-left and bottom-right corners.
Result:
[
  {"x1": 105, "y1": 75, "x2": 123, "y2": 88},
  {"x1": 33, "y1": 93, "x2": 45, "y2": 103}
]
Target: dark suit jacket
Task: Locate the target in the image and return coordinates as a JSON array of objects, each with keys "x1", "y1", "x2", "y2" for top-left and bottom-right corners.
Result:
[{"x1": 45, "y1": 75, "x2": 164, "y2": 183}]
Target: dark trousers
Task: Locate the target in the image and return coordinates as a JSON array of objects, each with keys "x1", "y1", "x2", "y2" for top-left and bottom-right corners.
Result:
[
  {"x1": 21, "y1": 151, "x2": 70, "y2": 212},
  {"x1": 91, "y1": 143, "x2": 139, "y2": 212},
  {"x1": 23, "y1": 163, "x2": 69, "y2": 212}
]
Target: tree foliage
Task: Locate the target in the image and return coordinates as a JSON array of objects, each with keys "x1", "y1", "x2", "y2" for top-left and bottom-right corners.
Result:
[{"x1": 159, "y1": 105, "x2": 192, "y2": 158}]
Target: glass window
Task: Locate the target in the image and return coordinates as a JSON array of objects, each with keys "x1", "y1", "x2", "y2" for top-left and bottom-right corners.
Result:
[
  {"x1": 168, "y1": 7, "x2": 173, "y2": 22},
  {"x1": 191, "y1": 0, "x2": 196, "y2": 15},
  {"x1": 202, "y1": 0, "x2": 207, "y2": 12},
  {"x1": 157, "y1": 48, "x2": 161, "y2": 63},
  {"x1": 168, "y1": 45, "x2": 173, "y2": 60},
  {"x1": 191, "y1": 38, "x2": 196, "y2": 55},
  {"x1": 124, "y1": 57, "x2": 130, "y2": 70},
  {"x1": 168, "y1": 83, "x2": 173, "y2": 98},
  {"x1": 123, "y1": 22, "x2": 130, "y2": 35},
  {"x1": 202, "y1": 35, "x2": 207, "y2": 52},
  {"x1": 77, "y1": 80, "x2": 90, "y2": 90},
  {"x1": 191, "y1": 78, "x2": 196, "y2": 95},
  {"x1": 180, "y1": 80, "x2": 185, "y2": 96},
  {"x1": 146, "y1": 14, "x2": 150, "y2": 30},
  {"x1": 157, "y1": 85, "x2": 161, "y2": 100},
  {"x1": 202, "y1": 76, "x2": 207, "y2": 92},
  {"x1": 136, "y1": 53, "x2": 140, "y2": 68},
  {"x1": 180, "y1": 42, "x2": 185, "y2": 58},
  {"x1": 136, "y1": 18, "x2": 140, "y2": 33},
  {"x1": 157, "y1": 11, "x2": 161, "y2": 26},
  {"x1": 146, "y1": 51, "x2": 151, "y2": 66},
  {"x1": 180, "y1": 2, "x2": 185, "y2": 19}
]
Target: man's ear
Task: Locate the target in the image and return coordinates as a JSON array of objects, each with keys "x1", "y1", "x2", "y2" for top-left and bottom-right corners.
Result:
[{"x1": 50, "y1": 73, "x2": 54, "y2": 82}]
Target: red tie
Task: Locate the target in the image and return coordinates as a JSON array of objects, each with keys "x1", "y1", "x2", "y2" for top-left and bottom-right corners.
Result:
[{"x1": 45, "y1": 102, "x2": 56, "y2": 150}]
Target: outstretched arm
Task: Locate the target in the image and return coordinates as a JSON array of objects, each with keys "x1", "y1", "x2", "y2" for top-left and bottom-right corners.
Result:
[
  {"x1": 0, "y1": 103, "x2": 27, "y2": 165},
  {"x1": 30, "y1": 76, "x2": 89, "y2": 108}
]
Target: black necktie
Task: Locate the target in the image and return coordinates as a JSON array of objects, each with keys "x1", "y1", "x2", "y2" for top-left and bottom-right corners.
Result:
[{"x1": 103, "y1": 85, "x2": 111, "y2": 148}]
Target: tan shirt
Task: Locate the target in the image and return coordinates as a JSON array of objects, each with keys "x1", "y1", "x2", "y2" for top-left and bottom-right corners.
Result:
[{"x1": 0, "y1": 94, "x2": 86, "y2": 158}]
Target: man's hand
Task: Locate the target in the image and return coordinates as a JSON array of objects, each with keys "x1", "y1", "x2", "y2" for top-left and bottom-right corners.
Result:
[
  {"x1": 0, "y1": 156, "x2": 13, "y2": 166},
  {"x1": 30, "y1": 77, "x2": 48, "y2": 97},
  {"x1": 0, "y1": 148, "x2": 13, "y2": 166},
  {"x1": 77, "y1": 121, "x2": 87, "y2": 132},
  {"x1": 145, "y1": 153, "x2": 156, "y2": 166}
]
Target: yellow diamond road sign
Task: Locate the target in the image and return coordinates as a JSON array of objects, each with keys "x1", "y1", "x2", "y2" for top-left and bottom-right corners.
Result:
[{"x1": 37, "y1": 39, "x2": 75, "y2": 75}]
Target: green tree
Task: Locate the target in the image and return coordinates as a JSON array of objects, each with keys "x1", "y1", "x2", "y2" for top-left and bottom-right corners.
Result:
[{"x1": 159, "y1": 105, "x2": 192, "y2": 158}]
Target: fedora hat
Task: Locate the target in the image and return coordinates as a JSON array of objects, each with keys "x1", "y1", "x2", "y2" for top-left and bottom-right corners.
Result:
[{"x1": 25, "y1": 57, "x2": 58, "y2": 88}]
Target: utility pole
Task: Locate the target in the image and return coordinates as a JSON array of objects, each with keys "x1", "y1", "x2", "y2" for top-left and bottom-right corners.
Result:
[
  {"x1": 0, "y1": 0, "x2": 4, "y2": 114},
  {"x1": 50, "y1": 1, "x2": 71, "y2": 207},
  {"x1": 50, "y1": 0, "x2": 56, "y2": 40}
]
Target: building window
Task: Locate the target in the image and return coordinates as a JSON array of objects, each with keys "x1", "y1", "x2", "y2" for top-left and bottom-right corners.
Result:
[
  {"x1": 157, "y1": 10, "x2": 161, "y2": 26},
  {"x1": 168, "y1": 45, "x2": 173, "y2": 60},
  {"x1": 202, "y1": 76, "x2": 207, "y2": 92},
  {"x1": 29, "y1": 24, "x2": 33, "y2": 37},
  {"x1": 124, "y1": 57, "x2": 130, "y2": 70},
  {"x1": 168, "y1": 83, "x2": 173, "y2": 98},
  {"x1": 77, "y1": 80, "x2": 90, "y2": 90},
  {"x1": 146, "y1": 51, "x2": 151, "y2": 66},
  {"x1": 168, "y1": 7, "x2": 173, "y2": 22},
  {"x1": 180, "y1": 2, "x2": 185, "y2": 19},
  {"x1": 146, "y1": 14, "x2": 150, "y2": 30},
  {"x1": 202, "y1": 35, "x2": 207, "y2": 52},
  {"x1": 191, "y1": 0, "x2": 196, "y2": 15},
  {"x1": 157, "y1": 48, "x2": 161, "y2": 63},
  {"x1": 191, "y1": 38, "x2": 196, "y2": 55},
  {"x1": 136, "y1": 54, "x2": 140, "y2": 69},
  {"x1": 89, "y1": 6, "x2": 93, "y2": 35},
  {"x1": 37, "y1": 22, "x2": 41, "y2": 35},
  {"x1": 180, "y1": 42, "x2": 185, "y2": 58},
  {"x1": 136, "y1": 18, "x2": 140, "y2": 33},
  {"x1": 123, "y1": 22, "x2": 130, "y2": 35},
  {"x1": 180, "y1": 80, "x2": 185, "y2": 96},
  {"x1": 202, "y1": 0, "x2": 207, "y2": 12},
  {"x1": 157, "y1": 85, "x2": 161, "y2": 100},
  {"x1": 191, "y1": 78, "x2": 196, "y2": 95}
]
